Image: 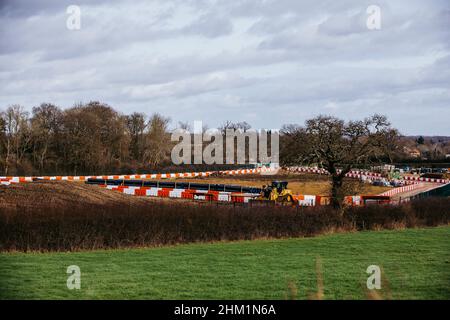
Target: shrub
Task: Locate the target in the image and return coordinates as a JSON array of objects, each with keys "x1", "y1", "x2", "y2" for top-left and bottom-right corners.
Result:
[{"x1": 0, "y1": 198, "x2": 448, "y2": 252}]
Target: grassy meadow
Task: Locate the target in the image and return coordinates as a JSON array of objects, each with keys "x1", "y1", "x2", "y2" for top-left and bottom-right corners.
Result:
[{"x1": 1, "y1": 226, "x2": 449, "y2": 300}]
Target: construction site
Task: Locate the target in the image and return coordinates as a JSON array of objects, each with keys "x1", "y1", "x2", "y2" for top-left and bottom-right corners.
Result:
[
  {"x1": 1, "y1": 0, "x2": 449, "y2": 304},
  {"x1": 1, "y1": 164, "x2": 448, "y2": 208}
]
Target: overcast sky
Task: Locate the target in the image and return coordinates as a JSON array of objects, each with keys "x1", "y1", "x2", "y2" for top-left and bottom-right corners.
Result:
[{"x1": 1, "y1": 0, "x2": 449, "y2": 135}]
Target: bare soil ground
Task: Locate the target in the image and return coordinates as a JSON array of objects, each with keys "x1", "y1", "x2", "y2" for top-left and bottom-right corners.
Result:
[
  {"x1": 0, "y1": 172, "x2": 390, "y2": 208},
  {"x1": 0, "y1": 181, "x2": 168, "y2": 209}
]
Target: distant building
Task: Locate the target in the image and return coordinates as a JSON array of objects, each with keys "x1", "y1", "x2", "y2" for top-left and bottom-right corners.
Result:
[
  {"x1": 371, "y1": 164, "x2": 395, "y2": 172},
  {"x1": 403, "y1": 146, "x2": 421, "y2": 158},
  {"x1": 410, "y1": 150, "x2": 421, "y2": 158}
]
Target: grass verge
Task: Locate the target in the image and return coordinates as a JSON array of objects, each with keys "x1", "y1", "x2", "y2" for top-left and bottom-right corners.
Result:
[{"x1": 0, "y1": 226, "x2": 449, "y2": 299}]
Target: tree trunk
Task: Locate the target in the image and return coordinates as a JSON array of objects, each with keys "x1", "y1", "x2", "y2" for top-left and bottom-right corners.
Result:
[
  {"x1": 325, "y1": 162, "x2": 343, "y2": 209},
  {"x1": 4, "y1": 138, "x2": 11, "y2": 175},
  {"x1": 40, "y1": 148, "x2": 47, "y2": 173},
  {"x1": 331, "y1": 174, "x2": 343, "y2": 209}
]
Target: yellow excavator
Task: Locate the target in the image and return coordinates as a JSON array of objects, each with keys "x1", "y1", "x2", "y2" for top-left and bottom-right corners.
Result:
[{"x1": 251, "y1": 181, "x2": 298, "y2": 205}]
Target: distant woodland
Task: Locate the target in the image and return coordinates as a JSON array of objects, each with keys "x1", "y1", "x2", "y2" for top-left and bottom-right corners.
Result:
[{"x1": 1, "y1": 101, "x2": 449, "y2": 175}]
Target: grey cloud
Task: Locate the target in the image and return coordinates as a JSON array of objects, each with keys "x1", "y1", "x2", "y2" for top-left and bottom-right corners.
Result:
[
  {"x1": 182, "y1": 12, "x2": 233, "y2": 38},
  {"x1": 317, "y1": 11, "x2": 368, "y2": 37},
  {"x1": 0, "y1": 0, "x2": 449, "y2": 135},
  {"x1": 122, "y1": 71, "x2": 257, "y2": 100}
]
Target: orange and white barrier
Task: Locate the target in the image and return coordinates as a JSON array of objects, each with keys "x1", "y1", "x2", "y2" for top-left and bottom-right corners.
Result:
[
  {"x1": 286, "y1": 166, "x2": 382, "y2": 180},
  {"x1": 96, "y1": 182, "x2": 426, "y2": 207},
  {"x1": 101, "y1": 185, "x2": 257, "y2": 203},
  {"x1": 0, "y1": 167, "x2": 272, "y2": 185},
  {"x1": 343, "y1": 196, "x2": 362, "y2": 206},
  {"x1": 0, "y1": 179, "x2": 11, "y2": 186},
  {"x1": 286, "y1": 166, "x2": 329, "y2": 175},
  {"x1": 286, "y1": 166, "x2": 449, "y2": 184},
  {"x1": 403, "y1": 176, "x2": 449, "y2": 184},
  {"x1": 378, "y1": 183, "x2": 424, "y2": 197},
  {"x1": 294, "y1": 194, "x2": 317, "y2": 206}
]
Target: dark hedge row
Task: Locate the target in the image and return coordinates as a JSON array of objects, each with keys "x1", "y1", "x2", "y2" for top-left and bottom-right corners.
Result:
[{"x1": 0, "y1": 198, "x2": 448, "y2": 252}]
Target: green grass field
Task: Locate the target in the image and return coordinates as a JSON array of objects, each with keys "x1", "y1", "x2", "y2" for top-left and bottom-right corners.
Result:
[{"x1": 1, "y1": 227, "x2": 449, "y2": 299}]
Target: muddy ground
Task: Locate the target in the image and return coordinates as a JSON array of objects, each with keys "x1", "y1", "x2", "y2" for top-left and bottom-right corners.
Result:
[{"x1": 0, "y1": 172, "x2": 390, "y2": 208}]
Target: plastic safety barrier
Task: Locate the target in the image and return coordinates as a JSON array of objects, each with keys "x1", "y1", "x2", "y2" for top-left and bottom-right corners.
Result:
[
  {"x1": 100, "y1": 184, "x2": 258, "y2": 204},
  {"x1": 0, "y1": 167, "x2": 272, "y2": 185},
  {"x1": 286, "y1": 166, "x2": 449, "y2": 184},
  {"x1": 378, "y1": 183, "x2": 424, "y2": 197}
]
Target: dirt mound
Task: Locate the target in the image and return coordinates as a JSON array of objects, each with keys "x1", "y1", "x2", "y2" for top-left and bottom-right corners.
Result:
[{"x1": 0, "y1": 181, "x2": 159, "y2": 209}]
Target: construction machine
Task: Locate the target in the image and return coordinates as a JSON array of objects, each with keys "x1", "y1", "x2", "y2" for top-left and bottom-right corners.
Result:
[{"x1": 251, "y1": 181, "x2": 298, "y2": 205}]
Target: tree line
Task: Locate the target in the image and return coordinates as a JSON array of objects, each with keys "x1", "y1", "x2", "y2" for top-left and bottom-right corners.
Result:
[
  {"x1": 0, "y1": 102, "x2": 270, "y2": 176},
  {"x1": 1, "y1": 102, "x2": 402, "y2": 179},
  {"x1": 0, "y1": 102, "x2": 172, "y2": 175}
]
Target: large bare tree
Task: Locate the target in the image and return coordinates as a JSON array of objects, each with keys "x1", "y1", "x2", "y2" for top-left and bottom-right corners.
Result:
[
  {"x1": 143, "y1": 113, "x2": 171, "y2": 169},
  {"x1": 0, "y1": 116, "x2": 6, "y2": 172},
  {"x1": 1, "y1": 105, "x2": 32, "y2": 175},
  {"x1": 282, "y1": 114, "x2": 399, "y2": 208},
  {"x1": 126, "y1": 112, "x2": 147, "y2": 162},
  {"x1": 31, "y1": 103, "x2": 62, "y2": 172}
]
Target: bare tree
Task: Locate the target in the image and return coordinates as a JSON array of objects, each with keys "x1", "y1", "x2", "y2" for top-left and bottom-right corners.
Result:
[
  {"x1": 219, "y1": 120, "x2": 238, "y2": 134},
  {"x1": 284, "y1": 114, "x2": 399, "y2": 208},
  {"x1": 84, "y1": 102, "x2": 130, "y2": 172},
  {"x1": 236, "y1": 121, "x2": 251, "y2": 132},
  {"x1": 126, "y1": 112, "x2": 147, "y2": 162},
  {"x1": 31, "y1": 103, "x2": 62, "y2": 172},
  {"x1": 0, "y1": 115, "x2": 6, "y2": 173},
  {"x1": 177, "y1": 121, "x2": 192, "y2": 132},
  {"x1": 61, "y1": 105, "x2": 103, "y2": 174},
  {"x1": 143, "y1": 113, "x2": 171, "y2": 168},
  {"x1": 1, "y1": 105, "x2": 32, "y2": 175},
  {"x1": 280, "y1": 124, "x2": 310, "y2": 166}
]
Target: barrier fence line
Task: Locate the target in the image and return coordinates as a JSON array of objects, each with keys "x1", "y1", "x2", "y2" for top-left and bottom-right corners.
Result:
[
  {"x1": 402, "y1": 175, "x2": 449, "y2": 184},
  {"x1": 285, "y1": 166, "x2": 449, "y2": 184},
  {"x1": 100, "y1": 184, "x2": 326, "y2": 206},
  {"x1": 2, "y1": 166, "x2": 448, "y2": 185},
  {"x1": 102, "y1": 185, "x2": 259, "y2": 204},
  {"x1": 378, "y1": 183, "x2": 424, "y2": 197},
  {"x1": 0, "y1": 167, "x2": 272, "y2": 184},
  {"x1": 286, "y1": 166, "x2": 382, "y2": 178},
  {"x1": 98, "y1": 184, "x2": 383, "y2": 207}
]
